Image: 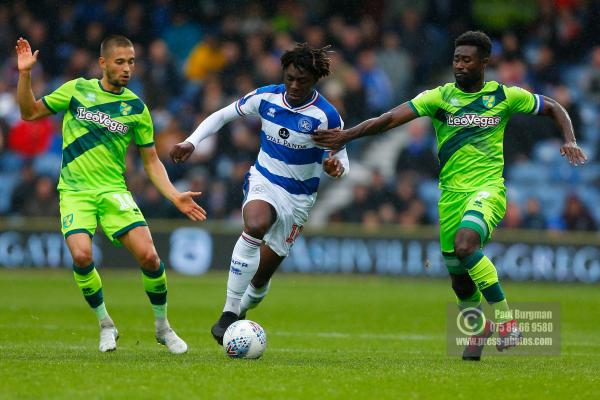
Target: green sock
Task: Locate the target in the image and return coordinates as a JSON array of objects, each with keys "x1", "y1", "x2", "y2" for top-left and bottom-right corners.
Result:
[
  {"x1": 462, "y1": 251, "x2": 511, "y2": 323},
  {"x1": 141, "y1": 261, "x2": 167, "y2": 320},
  {"x1": 73, "y1": 263, "x2": 106, "y2": 317}
]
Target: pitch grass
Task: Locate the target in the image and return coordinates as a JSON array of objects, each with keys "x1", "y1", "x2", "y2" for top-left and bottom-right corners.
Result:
[{"x1": 1, "y1": 269, "x2": 599, "y2": 399}]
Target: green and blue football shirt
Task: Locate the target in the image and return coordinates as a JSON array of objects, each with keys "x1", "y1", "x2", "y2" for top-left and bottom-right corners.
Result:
[
  {"x1": 408, "y1": 81, "x2": 543, "y2": 192},
  {"x1": 42, "y1": 78, "x2": 154, "y2": 191}
]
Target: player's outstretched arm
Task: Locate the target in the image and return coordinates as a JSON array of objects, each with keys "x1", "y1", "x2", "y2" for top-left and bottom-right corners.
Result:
[
  {"x1": 540, "y1": 95, "x2": 587, "y2": 166},
  {"x1": 314, "y1": 102, "x2": 418, "y2": 150},
  {"x1": 139, "y1": 145, "x2": 207, "y2": 221},
  {"x1": 15, "y1": 37, "x2": 51, "y2": 121},
  {"x1": 170, "y1": 102, "x2": 241, "y2": 164}
]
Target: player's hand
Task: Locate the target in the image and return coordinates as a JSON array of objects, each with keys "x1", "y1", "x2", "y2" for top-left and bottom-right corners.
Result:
[
  {"x1": 15, "y1": 37, "x2": 39, "y2": 72},
  {"x1": 560, "y1": 142, "x2": 587, "y2": 166},
  {"x1": 170, "y1": 141, "x2": 195, "y2": 164},
  {"x1": 323, "y1": 152, "x2": 344, "y2": 178},
  {"x1": 313, "y1": 128, "x2": 348, "y2": 150},
  {"x1": 172, "y1": 191, "x2": 207, "y2": 221}
]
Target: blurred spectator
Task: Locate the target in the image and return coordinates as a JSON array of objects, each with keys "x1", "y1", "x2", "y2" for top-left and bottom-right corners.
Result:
[
  {"x1": 561, "y1": 194, "x2": 598, "y2": 231},
  {"x1": 161, "y1": 10, "x2": 202, "y2": 67},
  {"x1": 398, "y1": 198, "x2": 430, "y2": 226},
  {"x1": 395, "y1": 119, "x2": 438, "y2": 179},
  {"x1": 143, "y1": 39, "x2": 181, "y2": 108},
  {"x1": 338, "y1": 184, "x2": 372, "y2": 224},
  {"x1": 502, "y1": 201, "x2": 522, "y2": 229},
  {"x1": 10, "y1": 162, "x2": 37, "y2": 215},
  {"x1": 367, "y1": 169, "x2": 394, "y2": 210},
  {"x1": 185, "y1": 34, "x2": 226, "y2": 82},
  {"x1": 521, "y1": 197, "x2": 546, "y2": 230},
  {"x1": 21, "y1": 175, "x2": 59, "y2": 217},
  {"x1": 7, "y1": 118, "x2": 53, "y2": 157},
  {"x1": 357, "y1": 49, "x2": 393, "y2": 114},
  {"x1": 580, "y1": 46, "x2": 600, "y2": 105},
  {"x1": 376, "y1": 31, "x2": 413, "y2": 103}
]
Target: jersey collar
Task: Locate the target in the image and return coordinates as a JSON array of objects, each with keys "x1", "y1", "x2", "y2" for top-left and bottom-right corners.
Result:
[
  {"x1": 282, "y1": 90, "x2": 319, "y2": 111},
  {"x1": 97, "y1": 79, "x2": 125, "y2": 95}
]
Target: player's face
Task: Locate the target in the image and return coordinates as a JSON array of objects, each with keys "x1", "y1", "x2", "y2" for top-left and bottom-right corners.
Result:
[
  {"x1": 453, "y1": 45, "x2": 486, "y2": 88},
  {"x1": 283, "y1": 64, "x2": 317, "y2": 106},
  {"x1": 99, "y1": 46, "x2": 135, "y2": 88}
]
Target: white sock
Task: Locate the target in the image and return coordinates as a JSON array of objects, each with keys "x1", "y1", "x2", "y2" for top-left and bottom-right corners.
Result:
[
  {"x1": 223, "y1": 232, "x2": 262, "y2": 315},
  {"x1": 240, "y1": 280, "x2": 271, "y2": 317},
  {"x1": 155, "y1": 317, "x2": 171, "y2": 333}
]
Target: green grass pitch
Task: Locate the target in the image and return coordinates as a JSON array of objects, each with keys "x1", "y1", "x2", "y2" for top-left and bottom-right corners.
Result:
[{"x1": 1, "y1": 268, "x2": 599, "y2": 399}]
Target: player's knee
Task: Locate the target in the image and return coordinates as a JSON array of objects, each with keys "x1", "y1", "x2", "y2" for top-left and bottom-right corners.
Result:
[
  {"x1": 454, "y1": 230, "x2": 480, "y2": 260},
  {"x1": 139, "y1": 250, "x2": 160, "y2": 270},
  {"x1": 71, "y1": 248, "x2": 93, "y2": 268},
  {"x1": 244, "y1": 218, "x2": 272, "y2": 239},
  {"x1": 451, "y1": 274, "x2": 476, "y2": 299}
]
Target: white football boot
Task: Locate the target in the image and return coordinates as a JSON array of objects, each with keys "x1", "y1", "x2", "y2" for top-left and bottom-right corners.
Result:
[
  {"x1": 156, "y1": 324, "x2": 188, "y2": 354},
  {"x1": 99, "y1": 324, "x2": 119, "y2": 352}
]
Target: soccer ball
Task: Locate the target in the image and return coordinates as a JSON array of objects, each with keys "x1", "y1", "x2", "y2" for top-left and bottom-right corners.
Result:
[{"x1": 223, "y1": 320, "x2": 267, "y2": 359}]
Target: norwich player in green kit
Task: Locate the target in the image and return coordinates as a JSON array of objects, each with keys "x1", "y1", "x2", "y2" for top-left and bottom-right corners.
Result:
[
  {"x1": 16, "y1": 35, "x2": 206, "y2": 353},
  {"x1": 314, "y1": 31, "x2": 587, "y2": 360}
]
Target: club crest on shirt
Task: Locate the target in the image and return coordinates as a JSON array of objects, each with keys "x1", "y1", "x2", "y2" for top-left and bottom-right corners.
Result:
[
  {"x1": 482, "y1": 95, "x2": 495, "y2": 108},
  {"x1": 251, "y1": 184, "x2": 266, "y2": 194},
  {"x1": 62, "y1": 213, "x2": 73, "y2": 228},
  {"x1": 298, "y1": 117, "x2": 313, "y2": 133},
  {"x1": 120, "y1": 102, "x2": 132, "y2": 116}
]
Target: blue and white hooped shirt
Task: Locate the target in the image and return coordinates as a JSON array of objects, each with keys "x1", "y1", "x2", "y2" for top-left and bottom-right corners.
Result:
[{"x1": 235, "y1": 84, "x2": 344, "y2": 199}]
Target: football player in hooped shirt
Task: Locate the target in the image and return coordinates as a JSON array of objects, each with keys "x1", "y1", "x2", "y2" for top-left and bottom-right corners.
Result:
[
  {"x1": 16, "y1": 35, "x2": 206, "y2": 354},
  {"x1": 314, "y1": 31, "x2": 587, "y2": 360},
  {"x1": 171, "y1": 43, "x2": 349, "y2": 344}
]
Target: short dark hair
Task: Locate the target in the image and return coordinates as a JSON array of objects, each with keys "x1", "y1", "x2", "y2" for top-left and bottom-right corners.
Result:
[
  {"x1": 100, "y1": 35, "x2": 133, "y2": 57},
  {"x1": 454, "y1": 31, "x2": 492, "y2": 59},
  {"x1": 281, "y1": 43, "x2": 331, "y2": 80}
]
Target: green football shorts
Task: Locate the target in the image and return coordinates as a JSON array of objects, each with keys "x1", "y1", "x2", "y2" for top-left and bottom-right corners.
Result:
[
  {"x1": 438, "y1": 186, "x2": 506, "y2": 274},
  {"x1": 59, "y1": 189, "x2": 147, "y2": 246}
]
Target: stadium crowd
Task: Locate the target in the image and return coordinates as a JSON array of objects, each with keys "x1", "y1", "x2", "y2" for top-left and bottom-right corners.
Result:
[{"x1": 0, "y1": 0, "x2": 598, "y2": 231}]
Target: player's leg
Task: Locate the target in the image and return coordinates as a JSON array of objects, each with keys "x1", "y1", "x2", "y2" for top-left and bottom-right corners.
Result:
[
  {"x1": 212, "y1": 199, "x2": 276, "y2": 344},
  {"x1": 239, "y1": 244, "x2": 285, "y2": 319},
  {"x1": 61, "y1": 191, "x2": 117, "y2": 352},
  {"x1": 454, "y1": 188, "x2": 521, "y2": 352},
  {"x1": 99, "y1": 189, "x2": 186, "y2": 353},
  {"x1": 118, "y1": 226, "x2": 187, "y2": 354},
  {"x1": 66, "y1": 233, "x2": 118, "y2": 352},
  {"x1": 439, "y1": 191, "x2": 490, "y2": 360}
]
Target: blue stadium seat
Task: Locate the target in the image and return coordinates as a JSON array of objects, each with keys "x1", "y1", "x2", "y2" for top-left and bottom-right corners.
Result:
[
  {"x1": 508, "y1": 161, "x2": 551, "y2": 184},
  {"x1": 33, "y1": 153, "x2": 62, "y2": 179},
  {"x1": 0, "y1": 173, "x2": 19, "y2": 214},
  {"x1": 417, "y1": 180, "x2": 440, "y2": 221}
]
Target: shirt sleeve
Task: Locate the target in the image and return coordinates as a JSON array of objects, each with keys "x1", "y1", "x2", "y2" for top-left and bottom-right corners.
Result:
[
  {"x1": 407, "y1": 87, "x2": 442, "y2": 118},
  {"x1": 41, "y1": 79, "x2": 78, "y2": 114},
  {"x1": 235, "y1": 88, "x2": 262, "y2": 116},
  {"x1": 134, "y1": 105, "x2": 155, "y2": 147},
  {"x1": 505, "y1": 85, "x2": 545, "y2": 115}
]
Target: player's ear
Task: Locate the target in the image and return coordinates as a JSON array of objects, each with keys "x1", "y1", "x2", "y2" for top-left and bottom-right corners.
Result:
[{"x1": 98, "y1": 56, "x2": 106, "y2": 69}]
